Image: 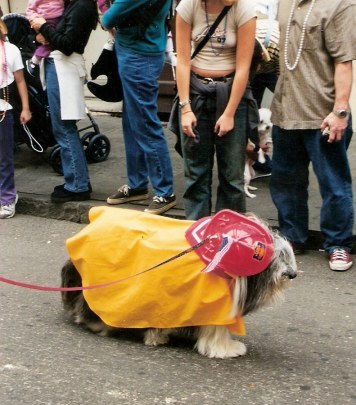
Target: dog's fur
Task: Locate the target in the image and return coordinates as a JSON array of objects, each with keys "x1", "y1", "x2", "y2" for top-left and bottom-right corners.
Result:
[
  {"x1": 61, "y1": 215, "x2": 297, "y2": 359},
  {"x1": 244, "y1": 108, "x2": 273, "y2": 198}
]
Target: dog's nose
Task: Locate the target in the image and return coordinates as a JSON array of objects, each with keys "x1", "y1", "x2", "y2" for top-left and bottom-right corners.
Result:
[
  {"x1": 283, "y1": 267, "x2": 297, "y2": 279},
  {"x1": 266, "y1": 125, "x2": 270, "y2": 130}
]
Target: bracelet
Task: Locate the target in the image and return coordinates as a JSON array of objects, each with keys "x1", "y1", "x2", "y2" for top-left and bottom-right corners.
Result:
[
  {"x1": 179, "y1": 99, "x2": 191, "y2": 108},
  {"x1": 182, "y1": 110, "x2": 193, "y2": 115}
]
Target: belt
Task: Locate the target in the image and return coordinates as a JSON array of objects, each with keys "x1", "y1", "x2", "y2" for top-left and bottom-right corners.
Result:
[{"x1": 193, "y1": 72, "x2": 235, "y2": 84}]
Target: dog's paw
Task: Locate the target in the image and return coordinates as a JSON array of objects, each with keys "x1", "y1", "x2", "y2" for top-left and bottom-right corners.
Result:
[
  {"x1": 144, "y1": 328, "x2": 170, "y2": 346},
  {"x1": 244, "y1": 185, "x2": 257, "y2": 198},
  {"x1": 196, "y1": 326, "x2": 247, "y2": 358},
  {"x1": 196, "y1": 339, "x2": 247, "y2": 359}
]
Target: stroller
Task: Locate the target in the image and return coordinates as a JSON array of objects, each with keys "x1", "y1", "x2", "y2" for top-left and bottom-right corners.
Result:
[{"x1": 2, "y1": 13, "x2": 111, "y2": 175}]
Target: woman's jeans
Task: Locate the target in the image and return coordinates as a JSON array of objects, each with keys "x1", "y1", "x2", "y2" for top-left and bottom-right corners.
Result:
[
  {"x1": 181, "y1": 97, "x2": 247, "y2": 220},
  {"x1": 270, "y1": 126, "x2": 354, "y2": 252},
  {"x1": 0, "y1": 111, "x2": 16, "y2": 205},
  {"x1": 45, "y1": 59, "x2": 90, "y2": 193},
  {"x1": 116, "y1": 43, "x2": 174, "y2": 197}
]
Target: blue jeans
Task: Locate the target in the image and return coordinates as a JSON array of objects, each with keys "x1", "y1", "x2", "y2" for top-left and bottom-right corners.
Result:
[
  {"x1": 270, "y1": 126, "x2": 354, "y2": 252},
  {"x1": 0, "y1": 111, "x2": 16, "y2": 205},
  {"x1": 181, "y1": 97, "x2": 247, "y2": 220},
  {"x1": 116, "y1": 43, "x2": 174, "y2": 197},
  {"x1": 45, "y1": 59, "x2": 90, "y2": 193}
]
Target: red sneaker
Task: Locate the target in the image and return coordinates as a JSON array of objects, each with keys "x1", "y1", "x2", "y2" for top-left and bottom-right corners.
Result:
[{"x1": 329, "y1": 248, "x2": 353, "y2": 271}]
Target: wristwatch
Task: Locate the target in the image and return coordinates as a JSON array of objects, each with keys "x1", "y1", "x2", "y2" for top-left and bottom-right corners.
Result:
[
  {"x1": 332, "y1": 109, "x2": 350, "y2": 119},
  {"x1": 179, "y1": 99, "x2": 191, "y2": 108}
]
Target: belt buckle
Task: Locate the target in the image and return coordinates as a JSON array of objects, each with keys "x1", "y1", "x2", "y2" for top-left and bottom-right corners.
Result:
[{"x1": 202, "y1": 77, "x2": 214, "y2": 84}]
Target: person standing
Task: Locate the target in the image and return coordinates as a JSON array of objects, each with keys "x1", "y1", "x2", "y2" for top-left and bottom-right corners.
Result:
[
  {"x1": 31, "y1": 0, "x2": 98, "y2": 203},
  {"x1": 174, "y1": 0, "x2": 256, "y2": 220},
  {"x1": 270, "y1": 0, "x2": 355, "y2": 271},
  {"x1": 102, "y1": 0, "x2": 176, "y2": 215},
  {"x1": 0, "y1": 18, "x2": 32, "y2": 219}
]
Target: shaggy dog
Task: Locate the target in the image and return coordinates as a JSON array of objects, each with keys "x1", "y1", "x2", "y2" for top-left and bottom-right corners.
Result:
[
  {"x1": 60, "y1": 211, "x2": 297, "y2": 359},
  {"x1": 244, "y1": 108, "x2": 273, "y2": 198}
]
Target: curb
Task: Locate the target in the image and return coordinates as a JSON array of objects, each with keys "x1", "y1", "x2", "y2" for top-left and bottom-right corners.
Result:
[{"x1": 16, "y1": 193, "x2": 187, "y2": 224}]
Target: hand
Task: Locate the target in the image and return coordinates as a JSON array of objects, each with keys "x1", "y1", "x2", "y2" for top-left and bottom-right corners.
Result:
[
  {"x1": 181, "y1": 111, "x2": 197, "y2": 138},
  {"x1": 214, "y1": 113, "x2": 234, "y2": 137},
  {"x1": 20, "y1": 109, "x2": 32, "y2": 125},
  {"x1": 321, "y1": 113, "x2": 348, "y2": 143},
  {"x1": 35, "y1": 33, "x2": 49, "y2": 46},
  {"x1": 31, "y1": 17, "x2": 46, "y2": 32}
]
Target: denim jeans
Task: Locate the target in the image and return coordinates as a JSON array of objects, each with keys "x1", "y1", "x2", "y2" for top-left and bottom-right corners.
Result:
[
  {"x1": 270, "y1": 126, "x2": 354, "y2": 252},
  {"x1": 116, "y1": 43, "x2": 174, "y2": 197},
  {"x1": 0, "y1": 111, "x2": 16, "y2": 205},
  {"x1": 181, "y1": 97, "x2": 247, "y2": 220},
  {"x1": 45, "y1": 59, "x2": 90, "y2": 193}
]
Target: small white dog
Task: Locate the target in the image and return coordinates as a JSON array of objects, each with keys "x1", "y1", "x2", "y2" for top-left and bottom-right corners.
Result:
[{"x1": 244, "y1": 108, "x2": 273, "y2": 198}]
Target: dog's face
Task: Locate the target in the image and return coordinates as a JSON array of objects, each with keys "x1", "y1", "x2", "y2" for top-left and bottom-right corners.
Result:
[
  {"x1": 258, "y1": 108, "x2": 273, "y2": 146},
  {"x1": 228, "y1": 214, "x2": 297, "y2": 317},
  {"x1": 240, "y1": 232, "x2": 297, "y2": 316}
]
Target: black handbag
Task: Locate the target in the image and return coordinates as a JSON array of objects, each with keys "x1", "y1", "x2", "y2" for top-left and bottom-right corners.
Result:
[{"x1": 87, "y1": 45, "x2": 123, "y2": 103}]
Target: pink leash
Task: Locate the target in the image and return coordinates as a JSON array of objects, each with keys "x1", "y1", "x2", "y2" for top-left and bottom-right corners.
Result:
[{"x1": 0, "y1": 238, "x2": 210, "y2": 292}]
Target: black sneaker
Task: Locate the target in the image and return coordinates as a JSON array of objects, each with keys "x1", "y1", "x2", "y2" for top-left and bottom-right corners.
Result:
[
  {"x1": 144, "y1": 194, "x2": 176, "y2": 215},
  {"x1": 51, "y1": 187, "x2": 91, "y2": 203},
  {"x1": 26, "y1": 59, "x2": 39, "y2": 77},
  {"x1": 289, "y1": 242, "x2": 306, "y2": 255},
  {"x1": 54, "y1": 183, "x2": 92, "y2": 193},
  {"x1": 107, "y1": 184, "x2": 149, "y2": 205}
]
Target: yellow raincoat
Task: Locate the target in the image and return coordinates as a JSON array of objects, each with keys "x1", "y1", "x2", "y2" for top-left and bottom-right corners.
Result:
[{"x1": 66, "y1": 207, "x2": 245, "y2": 335}]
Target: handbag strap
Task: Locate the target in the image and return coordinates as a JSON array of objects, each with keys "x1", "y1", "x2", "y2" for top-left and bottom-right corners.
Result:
[{"x1": 191, "y1": 5, "x2": 232, "y2": 60}]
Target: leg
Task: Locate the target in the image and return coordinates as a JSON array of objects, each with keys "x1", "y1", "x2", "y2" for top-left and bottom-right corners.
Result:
[
  {"x1": 45, "y1": 59, "x2": 90, "y2": 193},
  {"x1": 181, "y1": 98, "x2": 215, "y2": 220},
  {"x1": 305, "y1": 130, "x2": 354, "y2": 252},
  {"x1": 195, "y1": 325, "x2": 247, "y2": 359},
  {"x1": 144, "y1": 328, "x2": 171, "y2": 346},
  {"x1": 215, "y1": 100, "x2": 247, "y2": 213},
  {"x1": 0, "y1": 112, "x2": 16, "y2": 206},
  {"x1": 270, "y1": 127, "x2": 310, "y2": 245},
  {"x1": 117, "y1": 45, "x2": 174, "y2": 197}
]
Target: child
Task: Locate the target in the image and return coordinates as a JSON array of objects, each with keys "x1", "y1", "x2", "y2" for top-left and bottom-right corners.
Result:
[
  {"x1": 0, "y1": 18, "x2": 32, "y2": 219},
  {"x1": 25, "y1": 0, "x2": 65, "y2": 76}
]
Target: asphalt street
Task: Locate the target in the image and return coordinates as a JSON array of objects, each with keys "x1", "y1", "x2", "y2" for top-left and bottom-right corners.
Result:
[{"x1": 0, "y1": 215, "x2": 355, "y2": 405}]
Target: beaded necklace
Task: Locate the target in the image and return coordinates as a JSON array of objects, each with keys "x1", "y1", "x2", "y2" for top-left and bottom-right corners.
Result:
[
  {"x1": 204, "y1": 1, "x2": 228, "y2": 57},
  {"x1": 284, "y1": 0, "x2": 316, "y2": 71},
  {"x1": 0, "y1": 39, "x2": 9, "y2": 123}
]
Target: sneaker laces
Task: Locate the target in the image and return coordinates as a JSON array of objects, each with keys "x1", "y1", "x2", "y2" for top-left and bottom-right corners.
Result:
[
  {"x1": 152, "y1": 196, "x2": 165, "y2": 203},
  {"x1": 330, "y1": 248, "x2": 349, "y2": 262},
  {"x1": 118, "y1": 185, "x2": 130, "y2": 196}
]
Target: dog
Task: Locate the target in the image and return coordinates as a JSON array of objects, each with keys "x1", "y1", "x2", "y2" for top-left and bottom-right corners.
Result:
[
  {"x1": 244, "y1": 108, "x2": 273, "y2": 198},
  {"x1": 60, "y1": 210, "x2": 297, "y2": 359}
]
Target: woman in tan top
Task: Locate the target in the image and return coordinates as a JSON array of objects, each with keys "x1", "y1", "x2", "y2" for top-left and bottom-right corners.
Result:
[{"x1": 175, "y1": 0, "x2": 256, "y2": 220}]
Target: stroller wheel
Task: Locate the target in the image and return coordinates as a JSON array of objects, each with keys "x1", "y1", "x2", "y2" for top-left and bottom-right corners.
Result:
[
  {"x1": 81, "y1": 131, "x2": 96, "y2": 154},
  {"x1": 49, "y1": 145, "x2": 63, "y2": 175},
  {"x1": 87, "y1": 134, "x2": 111, "y2": 163}
]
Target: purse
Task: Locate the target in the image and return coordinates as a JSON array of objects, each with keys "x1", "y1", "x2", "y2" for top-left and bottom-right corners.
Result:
[{"x1": 87, "y1": 43, "x2": 123, "y2": 103}]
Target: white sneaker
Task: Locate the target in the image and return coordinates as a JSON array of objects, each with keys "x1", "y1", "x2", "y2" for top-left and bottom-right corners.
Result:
[{"x1": 0, "y1": 194, "x2": 19, "y2": 219}]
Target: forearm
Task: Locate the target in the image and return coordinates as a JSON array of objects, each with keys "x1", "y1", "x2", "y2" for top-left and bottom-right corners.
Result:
[
  {"x1": 333, "y1": 61, "x2": 352, "y2": 111},
  {"x1": 15, "y1": 73, "x2": 30, "y2": 111},
  {"x1": 14, "y1": 70, "x2": 31, "y2": 124}
]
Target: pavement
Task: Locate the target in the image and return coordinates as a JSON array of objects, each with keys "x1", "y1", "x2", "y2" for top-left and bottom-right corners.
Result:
[{"x1": 13, "y1": 95, "x2": 356, "y2": 250}]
